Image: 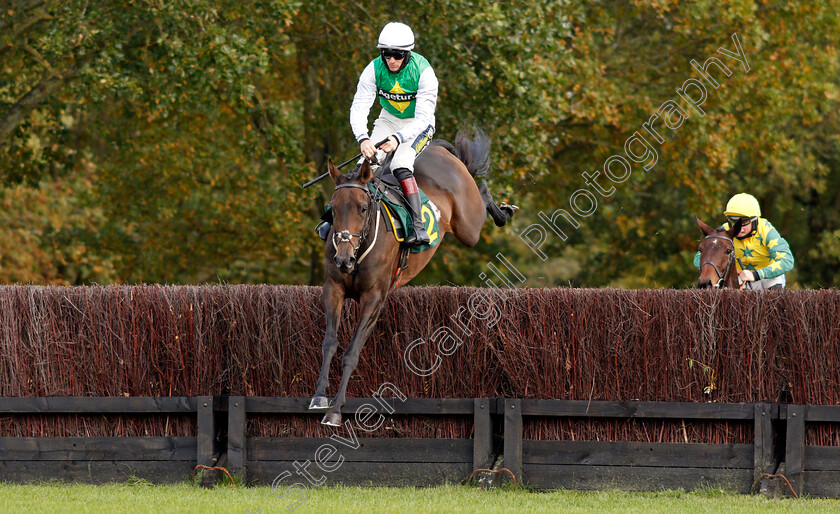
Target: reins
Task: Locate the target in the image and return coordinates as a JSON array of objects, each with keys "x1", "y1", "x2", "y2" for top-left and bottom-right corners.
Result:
[{"x1": 700, "y1": 234, "x2": 738, "y2": 288}]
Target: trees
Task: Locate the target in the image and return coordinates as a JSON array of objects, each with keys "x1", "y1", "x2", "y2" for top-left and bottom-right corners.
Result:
[
  {"x1": 1, "y1": 1, "x2": 838, "y2": 287},
  {"x1": 512, "y1": 0, "x2": 840, "y2": 288},
  {"x1": 2, "y1": 1, "x2": 316, "y2": 283}
]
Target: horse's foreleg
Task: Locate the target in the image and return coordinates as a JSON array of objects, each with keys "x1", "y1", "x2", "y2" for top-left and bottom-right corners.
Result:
[
  {"x1": 310, "y1": 282, "x2": 344, "y2": 410},
  {"x1": 321, "y1": 290, "x2": 386, "y2": 426}
]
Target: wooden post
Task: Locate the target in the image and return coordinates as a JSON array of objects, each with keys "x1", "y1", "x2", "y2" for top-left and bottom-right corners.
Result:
[
  {"x1": 196, "y1": 396, "x2": 216, "y2": 487},
  {"x1": 785, "y1": 404, "x2": 805, "y2": 497},
  {"x1": 228, "y1": 396, "x2": 247, "y2": 484},
  {"x1": 473, "y1": 398, "x2": 492, "y2": 471},
  {"x1": 503, "y1": 399, "x2": 522, "y2": 485},
  {"x1": 753, "y1": 402, "x2": 774, "y2": 490}
]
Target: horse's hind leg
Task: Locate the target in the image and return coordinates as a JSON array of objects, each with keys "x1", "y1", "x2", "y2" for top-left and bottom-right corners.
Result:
[
  {"x1": 309, "y1": 282, "x2": 344, "y2": 410},
  {"x1": 322, "y1": 289, "x2": 386, "y2": 426},
  {"x1": 477, "y1": 182, "x2": 517, "y2": 227}
]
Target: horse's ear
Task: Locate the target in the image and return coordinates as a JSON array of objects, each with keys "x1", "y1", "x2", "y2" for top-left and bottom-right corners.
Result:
[
  {"x1": 358, "y1": 159, "x2": 373, "y2": 183},
  {"x1": 327, "y1": 159, "x2": 342, "y2": 184},
  {"x1": 696, "y1": 216, "x2": 714, "y2": 237},
  {"x1": 726, "y1": 219, "x2": 742, "y2": 239}
]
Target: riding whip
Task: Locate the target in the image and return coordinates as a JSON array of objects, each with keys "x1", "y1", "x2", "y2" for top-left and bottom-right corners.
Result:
[{"x1": 301, "y1": 138, "x2": 391, "y2": 188}]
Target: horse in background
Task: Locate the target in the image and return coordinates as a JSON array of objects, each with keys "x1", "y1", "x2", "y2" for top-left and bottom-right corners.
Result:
[{"x1": 696, "y1": 217, "x2": 743, "y2": 288}]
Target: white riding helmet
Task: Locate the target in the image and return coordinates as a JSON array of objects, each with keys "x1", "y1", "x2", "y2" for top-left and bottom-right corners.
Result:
[{"x1": 377, "y1": 22, "x2": 415, "y2": 51}]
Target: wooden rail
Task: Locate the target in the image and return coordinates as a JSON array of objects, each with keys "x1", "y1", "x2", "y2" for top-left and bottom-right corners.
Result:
[
  {"x1": 0, "y1": 396, "x2": 218, "y2": 484},
  {"x1": 0, "y1": 396, "x2": 815, "y2": 495},
  {"x1": 503, "y1": 399, "x2": 776, "y2": 492},
  {"x1": 227, "y1": 397, "x2": 492, "y2": 486},
  {"x1": 783, "y1": 404, "x2": 840, "y2": 498}
]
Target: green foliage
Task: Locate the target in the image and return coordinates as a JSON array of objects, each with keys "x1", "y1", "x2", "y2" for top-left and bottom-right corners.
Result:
[
  {"x1": 513, "y1": 0, "x2": 840, "y2": 288},
  {"x1": 1, "y1": 1, "x2": 838, "y2": 286}
]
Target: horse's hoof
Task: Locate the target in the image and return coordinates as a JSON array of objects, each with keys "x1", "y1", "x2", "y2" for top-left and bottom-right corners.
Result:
[
  {"x1": 321, "y1": 412, "x2": 342, "y2": 427},
  {"x1": 500, "y1": 202, "x2": 519, "y2": 215},
  {"x1": 308, "y1": 396, "x2": 330, "y2": 410}
]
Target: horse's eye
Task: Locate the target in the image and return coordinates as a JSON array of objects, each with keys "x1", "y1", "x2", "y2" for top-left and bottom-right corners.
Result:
[
  {"x1": 726, "y1": 249, "x2": 733, "y2": 254},
  {"x1": 360, "y1": 204, "x2": 368, "y2": 213}
]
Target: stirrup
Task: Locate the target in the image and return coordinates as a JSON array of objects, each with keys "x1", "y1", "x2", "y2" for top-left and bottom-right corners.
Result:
[
  {"x1": 405, "y1": 224, "x2": 430, "y2": 246},
  {"x1": 316, "y1": 221, "x2": 330, "y2": 241}
]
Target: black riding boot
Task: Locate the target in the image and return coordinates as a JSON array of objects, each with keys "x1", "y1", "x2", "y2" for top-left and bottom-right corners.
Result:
[
  {"x1": 399, "y1": 178, "x2": 430, "y2": 246},
  {"x1": 404, "y1": 192, "x2": 430, "y2": 246}
]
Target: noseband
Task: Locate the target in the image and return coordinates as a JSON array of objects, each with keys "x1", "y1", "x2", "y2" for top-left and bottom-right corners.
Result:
[
  {"x1": 331, "y1": 182, "x2": 382, "y2": 265},
  {"x1": 700, "y1": 234, "x2": 736, "y2": 288}
]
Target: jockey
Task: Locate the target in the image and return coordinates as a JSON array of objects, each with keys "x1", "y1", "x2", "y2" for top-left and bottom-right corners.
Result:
[
  {"x1": 347, "y1": 22, "x2": 439, "y2": 246},
  {"x1": 693, "y1": 193, "x2": 794, "y2": 289}
]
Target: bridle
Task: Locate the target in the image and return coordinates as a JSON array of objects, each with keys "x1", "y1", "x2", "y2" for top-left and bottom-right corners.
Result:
[
  {"x1": 700, "y1": 234, "x2": 737, "y2": 288},
  {"x1": 330, "y1": 181, "x2": 383, "y2": 265}
]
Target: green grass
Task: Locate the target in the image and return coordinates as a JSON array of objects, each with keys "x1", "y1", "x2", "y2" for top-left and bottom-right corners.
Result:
[{"x1": 1, "y1": 482, "x2": 839, "y2": 513}]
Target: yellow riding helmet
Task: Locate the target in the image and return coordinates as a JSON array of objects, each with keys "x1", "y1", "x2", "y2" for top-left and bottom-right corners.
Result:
[{"x1": 724, "y1": 193, "x2": 761, "y2": 218}]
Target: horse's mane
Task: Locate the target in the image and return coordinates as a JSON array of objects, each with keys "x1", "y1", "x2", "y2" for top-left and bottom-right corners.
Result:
[{"x1": 344, "y1": 165, "x2": 362, "y2": 182}]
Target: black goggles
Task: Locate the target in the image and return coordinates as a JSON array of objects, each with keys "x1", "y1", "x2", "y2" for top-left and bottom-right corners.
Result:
[
  {"x1": 727, "y1": 216, "x2": 756, "y2": 226},
  {"x1": 381, "y1": 49, "x2": 408, "y2": 60}
]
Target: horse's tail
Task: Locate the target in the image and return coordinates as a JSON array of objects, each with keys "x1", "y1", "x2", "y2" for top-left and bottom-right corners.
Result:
[
  {"x1": 441, "y1": 128, "x2": 517, "y2": 227},
  {"x1": 454, "y1": 128, "x2": 491, "y2": 178}
]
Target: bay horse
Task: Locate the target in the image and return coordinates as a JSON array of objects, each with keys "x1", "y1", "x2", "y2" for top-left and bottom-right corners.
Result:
[
  {"x1": 310, "y1": 129, "x2": 517, "y2": 426},
  {"x1": 696, "y1": 217, "x2": 743, "y2": 288}
]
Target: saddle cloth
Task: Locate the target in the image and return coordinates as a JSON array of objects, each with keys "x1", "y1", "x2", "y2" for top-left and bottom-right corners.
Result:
[{"x1": 370, "y1": 178, "x2": 442, "y2": 254}]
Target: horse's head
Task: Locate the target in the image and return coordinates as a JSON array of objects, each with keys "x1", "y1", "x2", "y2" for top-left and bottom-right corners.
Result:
[
  {"x1": 327, "y1": 159, "x2": 375, "y2": 274},
  {"x1": 696, "y1": 217, "x2": 742, "y2": 289}
]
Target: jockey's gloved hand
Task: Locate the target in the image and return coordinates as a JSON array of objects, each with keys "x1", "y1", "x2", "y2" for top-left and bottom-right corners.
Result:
[
  {"x1": 360, "y1": 138, "x2": 376, "y2": 159},
  {"x1": 739, "y1": 269, "x2": 759, "y2": 283},
  {"x1": 379, "y1": 135, "x2": 400, "y2": 154}
]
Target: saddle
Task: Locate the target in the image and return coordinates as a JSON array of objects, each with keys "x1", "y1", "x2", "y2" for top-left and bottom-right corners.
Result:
[
  {"x1": 373, "y1": 169, "x2": 441, "y2": 253},
  {"x1": 321, "y1": 156, "x2": 442, "y2": 253},
  {"x1": 367, "y1": 153, "x2": 404, "y2": 204}
]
